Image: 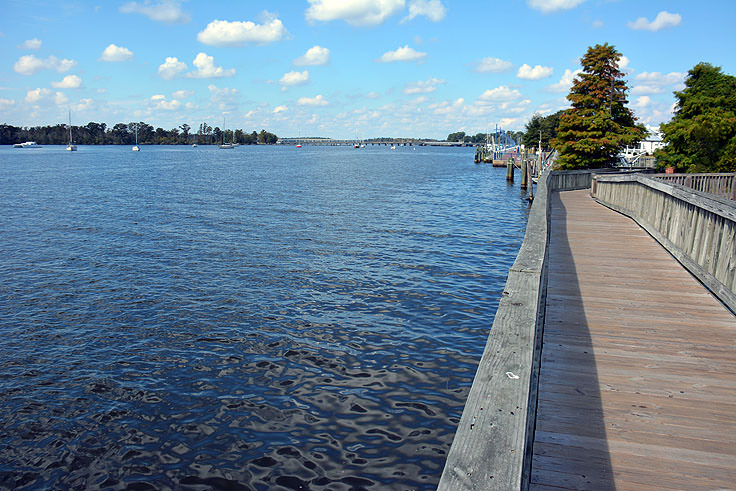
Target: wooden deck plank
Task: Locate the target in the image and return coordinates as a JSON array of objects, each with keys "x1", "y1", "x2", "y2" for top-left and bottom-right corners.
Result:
[{"x1": 531, "y1": 190, "x2": 736, "y2": 490}]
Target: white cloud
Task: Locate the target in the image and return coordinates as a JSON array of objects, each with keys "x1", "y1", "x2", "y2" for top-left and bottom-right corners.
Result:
[
  {"x1": 298, "y1": 94, "x2": 328, "y2": 106},
  {"x1": 635, "y1": 71, "x2": 685, "y2": 86},
  {"x1": 207, "y1": 84, "x2": 239, "y2": 112},
  {"x1": 403, "y1": 77, "x2": 445, "y2": 94},
  {"x1": 158, "y1": 57, "x2": 188, "y2": 79},
  {"x1": 187, "y1": 53, "x2": 235, "y2": 78},
  {"x1": 377, "y1": 45, "x2": 426, "y2": 63},
  {"x1": 527, "y1": 0, "x2": 586, "y2": 13},
  {"x1": 197, "y1": 15, "x2": 288, "y2": 46},
  {"x1": 73, "y1": 98, "x2": 94, "y2": 112},
  {"x1": 119, "y1": 1, "x2": 190, "y2": 23},
  {"x1": 631, "y1": 85, "x2": 663, "y2": 96},
  {"x1": 618, "y1": 55, "x2": 630, "y2": 72},
  {"x1": 279, "y1": 70, "x2": 310, "y2": 89},
  {"x1": 628, "y1": 11, "x2": 681, "y2": 31},
  {"x1": 428, "y1": 97, "x2": 464, "y2": 115},
  {"x1": 273, "y1": 105, "x2": 288, "y2": 114},
  {"x1": 172, "y1": 90, "x2": 193, "y2": 99},
  {"x1": 479, "y1": 86, "x2": 523, "y2": 102},
  {"x1": 14, "y1": 55, "x2": 77, "y2": 75},
  {"x1": 25, "y1": 88, "x2": 51, "y2": 104},
  {"x1": 305, "y1": 0, "x2": 405, "y2": 26},
  {"x1": 54, "y1": 92, "x2": 68, "y2": 105},
  {"x1": 21, "y1": 38, "x2": 42, "y2": 50},
  {"x1": 547, "y1": 68, "x2": 582, "y2": 92},
  {"x1": 293, "y1": 45, "x2": 330, "y2": 66},
  {"x1": 592, "y1": 19, "x2": 603, "y2": 28},
  {"x1": 517, "y1": 64, "x2": 553, "y2": 80},
  {"x1": 402, "y1": 0, "x2": 446, "y2": 22},
  {"x1": 0, "y1": 98, "x2": 15, "y2": 110},
  {"x1": 51, "y1": 74, "x2": 82, "y2": 89},
  {"x1": 633, "y1": 95, "x2": 652, "y2": 109},
  {"x1": 475, "y1": 57, "x2": 513, "y2": 73},
  {"x1": 100, "y1": 44, "x2": 134, "y2": 62},
  {"x1": 151, "y1": 94, "x2": 181, "y2": 110}
]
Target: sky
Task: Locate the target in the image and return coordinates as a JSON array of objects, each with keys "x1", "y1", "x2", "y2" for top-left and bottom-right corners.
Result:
[{"x1": 1, "y1": 0, "x2": 735, "y2": 140}]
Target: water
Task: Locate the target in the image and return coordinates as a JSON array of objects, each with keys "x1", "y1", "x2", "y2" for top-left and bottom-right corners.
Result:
[{"x1": 0, "y1": 145, "x2": 530, "y2": 490}]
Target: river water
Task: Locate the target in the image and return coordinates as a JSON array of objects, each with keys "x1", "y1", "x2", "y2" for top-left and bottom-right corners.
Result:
[{"x1": 0, "y1": 145, "x2": 530, "y2": 490}]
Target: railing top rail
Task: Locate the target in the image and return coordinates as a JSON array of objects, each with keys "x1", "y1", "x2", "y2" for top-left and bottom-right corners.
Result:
[
  {"x1": 651, "y1": 172, "x2": 736, "y2": 178},
  {"x1": 595, "y1": 173, "x2": 736, "y2": 220}
]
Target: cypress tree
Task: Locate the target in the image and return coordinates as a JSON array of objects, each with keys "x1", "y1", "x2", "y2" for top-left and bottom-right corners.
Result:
[{"x1": 552, "y1": 43, "x2": 645, "y2": 169}]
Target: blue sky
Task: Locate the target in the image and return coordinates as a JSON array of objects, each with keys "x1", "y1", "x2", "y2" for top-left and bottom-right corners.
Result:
[{"x1": 2, "y1": 0, "x2": 735, "y2": 139}]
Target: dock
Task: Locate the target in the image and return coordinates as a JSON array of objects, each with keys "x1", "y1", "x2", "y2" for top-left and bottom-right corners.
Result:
[{"x1": 439, "y1": 170, "x2": 736, "y2": 490}]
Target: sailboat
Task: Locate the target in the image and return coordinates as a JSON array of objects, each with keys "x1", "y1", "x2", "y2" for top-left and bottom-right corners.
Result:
[
  {"x1": 132, "y1": 123, "x2": 140, "y2": 151},
  {"x1": 66, "y1": 110, "x2": 77, "y2": 151},
  {"x1": 220, "y1": 117, "x2": 233, "y2": 149}
]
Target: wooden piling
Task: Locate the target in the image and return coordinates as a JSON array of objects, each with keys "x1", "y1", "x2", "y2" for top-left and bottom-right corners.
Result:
[
  {"x1": 506, "y1": 160, "x2": 514, "y2": 181},
  {"x1": 520, "y1": 156, "x2": 528, "y2": 189}
]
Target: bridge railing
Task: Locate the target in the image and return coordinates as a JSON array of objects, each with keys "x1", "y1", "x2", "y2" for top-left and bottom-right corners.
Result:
[
  {"x1": 439, "y1": 170, "x2": 596, "y2": 491},
  {"x1": 592, "y1": 173, "x2": 736, "y2": 313},
  {"x1": 652, "y1": 173, "x2": 736, "y2": 200}
]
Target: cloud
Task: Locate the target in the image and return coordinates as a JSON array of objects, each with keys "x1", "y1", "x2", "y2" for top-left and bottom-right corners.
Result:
[
  {"x1": 187, "y1": 53, "x2": 235, "y2": 78},
  {"x1": 14, "y1": 55, "x2": 77, "y2": 75},
  {"x1": 158, "y1": 57, "x2": 187, "y2": 79},
  {"x1": 197, "y1": 15, "x2": 288, "y2": 46},
  {"x1": 305, "y1": 0, "x2": 405, "y2": 26},
  {"x1": 479, "y1": 86, "x2": 523, "y2": 102},
  {"x1": 51, "y1": 74, "x2": 82, "y2": 89},
  {"x1": 100, "y1": 44, "x2": 134, "y2": 62},
  {"x1": 377, "y1": 45, "x2": 426, "y2": 63},
  {"x1": 208, "y1": 84, "x2": 239, "y2": 112},
  {"x1": 517, "y1": 64, "x2": 553, "y2": 80},
  {"x1": 631, "y1": 85, "x2": 663, "y2": 96},
  {"x1": 25, "y1": 88, "x2": 52, "y2": 104},
  {"x1": 293, "y1": 45, "x2": 330, "y2": 66},
  {"x1": 633, "y1": 95, "x2": 652, "y2": 109},
  {"x1": 151, "y1": 94, "x2": 181, "y2": 110},
  {"x1": 635, "y1": 71, "x2": 685, "y2": 86},
  {"x1": 474, "y1": 57, "x2": 513, "y2": 73},
  {"x1": 403, "y1": 77, "x2": 445, "y2": 94},
  {"x1": 402, "y1": 0, "x2": 446, "y2": 22},
  {"x1": 54, "y1": 92, "x2": 68, "y2": 105},
  {"x1": 592, "y1": 19, "x2": 603, "y2": 28},
  {"x1": 279, "y1": 70, "x2": 310, "y2": 89},
  {"x1": 628, "y1": 11, "x2": 681, "y2": 31},
  {"x1": 547, "y1": 68, "x2": 582, "y2": 92},
  {"x1": 119, "y1": 1, "x2": 190, "y2": 23},
  {"x1": 172, "y1": 90, "x2": 193, "y2": 99},
  {"x1": 273, "y1": 105, "x2": 288, "y2": 114},
  {"x1": 428, "y1": 98, "x2": 464, "y2": 115},
  {"x1": 298, "y1": 94, "x2": 328, "y2": 106},
  {"x1": 20, "y1": 38, "x2": 42, "y2": 50},
  {"x1": 527, "y1": 0, "x2": 586, "y2": 13},
  {"x1": 0, "y1": 98, "x2": 15, "y2": 110}
]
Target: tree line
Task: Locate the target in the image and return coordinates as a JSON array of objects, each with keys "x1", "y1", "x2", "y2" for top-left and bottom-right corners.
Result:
[{"x1": 0, "y1": 122, "x2": 279, "y2": 146}]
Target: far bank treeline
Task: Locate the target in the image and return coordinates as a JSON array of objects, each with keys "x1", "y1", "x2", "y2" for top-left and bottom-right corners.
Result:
[{"x1": 0, "y1": 122, "x2": 278, "y2": 146}]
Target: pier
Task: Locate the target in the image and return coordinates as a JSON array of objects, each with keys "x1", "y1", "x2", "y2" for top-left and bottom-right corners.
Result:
[{"x1": 439, "y1": 170, "x2": 736, "y2": 489}]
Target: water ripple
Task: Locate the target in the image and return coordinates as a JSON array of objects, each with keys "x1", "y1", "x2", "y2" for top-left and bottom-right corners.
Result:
[{"x1": 0, "y1": 145, "x2": 529, "y2": 490}]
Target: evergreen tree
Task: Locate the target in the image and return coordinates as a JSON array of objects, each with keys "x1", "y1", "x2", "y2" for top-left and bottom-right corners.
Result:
[
  {"x1": 655, "y1": 63, "x2": 736, "y2": 172},
  {"x1": 552, "y1": 43, "x2": 645, "y2": 169}
]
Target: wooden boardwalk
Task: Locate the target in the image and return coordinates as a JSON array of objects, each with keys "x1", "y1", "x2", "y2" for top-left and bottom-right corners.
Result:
[{"x1": 531, "y1": 190, "x2": 736, "y2": 490}]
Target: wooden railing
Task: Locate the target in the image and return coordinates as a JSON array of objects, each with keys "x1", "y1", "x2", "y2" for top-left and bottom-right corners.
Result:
[
  {"x1": 653, "y1": 173, "x2": 736, "y2": 200},
  {"x1": 593, "y1": 174, "x2": 736, "y2": 312},
  {"x1": 439, "y1": 170, "x2": 597, "y2": 491}
]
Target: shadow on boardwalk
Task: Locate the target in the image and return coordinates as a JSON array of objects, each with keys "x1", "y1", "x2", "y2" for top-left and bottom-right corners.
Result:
[{"x1": 530, "y1": 191, "x2": 614, "y2": 490}]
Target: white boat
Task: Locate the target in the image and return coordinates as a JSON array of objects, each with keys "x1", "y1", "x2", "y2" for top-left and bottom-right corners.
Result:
[
  {"x1": 132, "y1": 124, "x2": 140, "y2": 151},
  {"x1": 220, "y1": 117, "x2": 233, "y2": 149},
  {"x1": 16, "y1": 141, "x2": 41, "y2": 148},
  {"x1": 66, "y1": 111, "x2": 77, "y2": 151}
]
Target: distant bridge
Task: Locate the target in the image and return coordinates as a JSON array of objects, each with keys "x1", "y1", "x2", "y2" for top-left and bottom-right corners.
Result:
[{"x1": 277, "y1": 138, "x2": 473, "y2": 147}]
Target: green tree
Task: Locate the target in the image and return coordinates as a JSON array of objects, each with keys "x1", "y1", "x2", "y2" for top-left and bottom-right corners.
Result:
[
  {"x1": 523, "y1": 111, "x2": 563, "y2": 150},
  {"x1": 655, "y1": 63, "x2": 736, "y2": 172},
  {"x1": 447, "y1": 131, "x2": 465, "y2": 142},
  {"x1": 552, "y1": 43, "x2": 645, "y2": 169}
]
